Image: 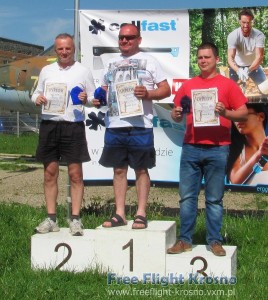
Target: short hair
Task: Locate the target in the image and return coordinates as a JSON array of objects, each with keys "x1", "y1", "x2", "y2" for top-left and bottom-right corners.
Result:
[
  {"x1": 197, "y1": 42, "x2": 219, "y2": 57},
  {"x1": 54, "y1": 33, "x2": 74, "y2": 49},
  {"x1": 239, "y1": 8, "x2": 254, "y2": 20},
  {"x1": 55, "y1": 33, "x2": 73, "y2": 40},
  {"x1": 120, "y1": 23, "x2": 141, "y2": 37}
]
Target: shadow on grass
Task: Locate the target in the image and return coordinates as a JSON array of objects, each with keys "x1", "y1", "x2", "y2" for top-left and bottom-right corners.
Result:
[{"x1": 82, "y1": 199, "x2": 267, "y2": 219}]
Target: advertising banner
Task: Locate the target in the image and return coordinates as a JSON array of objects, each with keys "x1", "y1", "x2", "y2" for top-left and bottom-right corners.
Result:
[
  {"x1": 80, "y1": 10, "x2": 189, "y2": 184},
  {"x1": 79, "y1": 7, "x2": 268, "y2": 193}
]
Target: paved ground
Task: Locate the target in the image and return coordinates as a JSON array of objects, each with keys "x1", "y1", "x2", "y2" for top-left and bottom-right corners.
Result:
[{"x1": 0, "y1": 162, "x2": 262, "y2": 213}]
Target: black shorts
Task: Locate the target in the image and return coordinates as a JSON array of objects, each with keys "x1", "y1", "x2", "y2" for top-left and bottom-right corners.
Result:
[
  {"x1": 36, "y1": 120, "x2": 90, "y2": 164},
  {"x1": 99, "y1": 127, "x2": 156, "y2": 169}
]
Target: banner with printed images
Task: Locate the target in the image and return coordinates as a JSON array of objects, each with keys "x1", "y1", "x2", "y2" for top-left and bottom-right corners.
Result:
[
  {"x1": 80, "y1": 10, "x2": 189, "y2": 184},
  {"x1": 226, "y1": 103, "x2": 268, "y2": 192},
  {"x1": 80, "y1": 7, "x2": 268, "y2": 193},
  {"x1": 190, "y1": 7, "x2": 268, "y2": 192}
]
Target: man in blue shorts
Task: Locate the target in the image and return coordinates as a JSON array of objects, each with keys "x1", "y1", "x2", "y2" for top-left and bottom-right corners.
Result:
[
  {"x1": 32, "y1": 33, "x2": 95, "y2": 236},
  {"x1": 93, "y1": 24, "x2": 171, "y2": 229}
]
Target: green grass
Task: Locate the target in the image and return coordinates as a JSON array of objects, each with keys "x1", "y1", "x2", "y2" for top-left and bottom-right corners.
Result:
[
  {"x1": 0, "y1": 203, "x2": 267, "y2": 299},
  {"x1": 0, "y1": 133, "x2": 38, "y2": 155},
  {"x1": 0, "y1": 162, "x2": 38, "y2": 171}
]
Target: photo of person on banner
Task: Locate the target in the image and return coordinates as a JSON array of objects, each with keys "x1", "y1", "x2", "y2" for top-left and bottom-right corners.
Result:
[
  {"x1": 227, "y1": 103, "x2": 268, "y2": 185},
  {"x1": 227, "y1": 8, "x2": 268, "y2": 95}
]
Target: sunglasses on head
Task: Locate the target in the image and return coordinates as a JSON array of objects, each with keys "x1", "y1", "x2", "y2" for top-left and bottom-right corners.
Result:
[{"x1": 118, "y1": 35, "x2": 139, "y2": 41}]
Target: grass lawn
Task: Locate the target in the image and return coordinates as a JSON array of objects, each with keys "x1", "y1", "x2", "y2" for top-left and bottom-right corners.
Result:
[{"x1": 0, "y1": 203, "x2": 267, "y2": 299}]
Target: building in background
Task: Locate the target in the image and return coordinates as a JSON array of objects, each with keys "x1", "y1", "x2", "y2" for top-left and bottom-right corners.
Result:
[{"x1": 0, "y1": 37, "x2": 44, "y2": 65}]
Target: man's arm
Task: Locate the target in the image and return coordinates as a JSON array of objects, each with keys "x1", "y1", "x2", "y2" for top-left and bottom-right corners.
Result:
[
  {"x1": 248, "y1": 47, "x2": 264, "y2": 72},
  {"x1": 215, "y1": 103, "x2": 248, "y2": 122},
  {"x1": 227, "y1": 48, "x2": 239, "y2": 72},
  {"x1": 134, "y1": 80, "x2": 171, "y2": 101}
]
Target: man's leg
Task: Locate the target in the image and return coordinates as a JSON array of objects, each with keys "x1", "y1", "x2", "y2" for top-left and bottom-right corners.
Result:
[
  {"x1": 44, "y1": 161, "x2": 59, "y2": 214},
  {"x1": 178, "y1": 145, "x2": 202, "y2": 244},
  {"x1": 228, "y1": 67, "x2": 239, "y2": 82},
  {"x1": 132, "y1": 168, "x2": 150, "y2": 229},
  {"x1": 102, "y1": 166, "x2": 128, "y2": 226},
  {"x1": 203, "y1": 145, "x2": 229, "y2": 246},
  {"x1": 68, "y1": 162, "x2": 84, "y2": 216},
  {"x1": 167, "y1": 144, "x2": 201, "y2": 253},
  {"x1": 35, "y1": 161, "x2": 60, "y2": 234},
  {"x1": 68, "y1": 162, "x2": 85, "y2": 236},
  {"x1": 249, "y1": 66, "x2": 267, "y2": 85}
]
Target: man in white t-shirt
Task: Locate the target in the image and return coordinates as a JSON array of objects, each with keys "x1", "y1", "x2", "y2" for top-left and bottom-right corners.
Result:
[
  {"x1": 93, "y1": 24, "x2": 171, "y2": 229},
  {"x1": 227, "y1": 8, "x2": 267, "y2": 88},
  {"x1": 32, "y1": 33, "x2": 95, "y2": 236}
]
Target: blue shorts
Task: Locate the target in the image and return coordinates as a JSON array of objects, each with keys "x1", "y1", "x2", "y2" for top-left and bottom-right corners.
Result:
[
  {"x1": 99, "y1": 127, "x2": 156, "y2": 169},
  {"x1": 36, "y1": 120, "x2": 90, "y2": 164}
]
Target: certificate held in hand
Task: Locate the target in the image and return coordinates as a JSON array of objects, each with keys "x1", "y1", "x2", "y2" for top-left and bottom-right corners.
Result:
[
  {"x1": 115, "y1": 79, "x2": 144, "y2": 118},
  {"x1": 43, "y1": 82, "x2": 68, "y2": 115}
]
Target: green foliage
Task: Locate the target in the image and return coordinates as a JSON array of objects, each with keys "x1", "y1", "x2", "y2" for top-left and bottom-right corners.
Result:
[{"x1": 0, "y1": 133, "x2": 38, "y2": 155}]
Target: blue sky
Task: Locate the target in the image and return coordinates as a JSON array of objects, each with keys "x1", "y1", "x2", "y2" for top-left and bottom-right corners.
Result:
[{"x1": 0, "y1": 0, "x2": 267, "y2": 49}]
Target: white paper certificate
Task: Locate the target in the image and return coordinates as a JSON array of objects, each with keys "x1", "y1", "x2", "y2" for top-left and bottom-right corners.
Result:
[
  {"x1": 115, "y1": 80, "x2": 144, "y2": 118},
  {"x1": 42, "y1": 82, "x2": 68, "y2": 115},
  {"x1": 192, "y1": 88, "x2": 220, "y2": 127}
]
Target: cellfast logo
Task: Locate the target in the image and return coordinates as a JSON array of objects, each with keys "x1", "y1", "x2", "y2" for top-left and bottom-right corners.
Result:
[
  {"x1": 107, "y1": 20, "x2": 177, "y2": 33},
  {"x1": 131, "y1": 20, "x2": 177, "y2": 32}
]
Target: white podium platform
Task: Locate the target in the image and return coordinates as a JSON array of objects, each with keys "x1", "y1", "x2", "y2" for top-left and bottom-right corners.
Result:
[
  {"x1": 31, "y1": 221, "x2": 237, "y2": 282},
  {"x1": 31, "y1": 228, "x2": 96, "y2": 272},
  {"x1": 166, "y1": 245, "x2": 237, "y2": 282},
  {"x1": 94, "y1": 220, "x2": 176, "y2": 278}
]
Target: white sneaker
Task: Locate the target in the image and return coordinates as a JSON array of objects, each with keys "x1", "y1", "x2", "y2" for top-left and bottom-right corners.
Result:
[
  {"x1": 35, "y1": 218, "x2": 60, "y2": 234},
  {"x1": 69, "y1": 219, "x2": 84, "y2": 236}
]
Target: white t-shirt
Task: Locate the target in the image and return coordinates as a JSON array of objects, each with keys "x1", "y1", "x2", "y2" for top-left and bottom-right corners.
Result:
[
  {"x1": 227, "y1": 27, "x2": 265, "y2": 66},
  {"x1": 101, "y1": 52, "x2": 167, "y2": 128},
  {"x1": 32, "y1": 61, "x2": 95, "y2": 122}
]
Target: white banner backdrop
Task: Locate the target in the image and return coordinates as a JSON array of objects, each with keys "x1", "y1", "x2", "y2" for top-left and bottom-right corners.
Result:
[{"x1": 79, "y1": 10, "x2": 190, "y2": 184}]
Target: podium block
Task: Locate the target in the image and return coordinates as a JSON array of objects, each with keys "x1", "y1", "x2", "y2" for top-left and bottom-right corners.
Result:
[
  {"x1": 31, "y1": 228, "x2": 96, "y2": 272},
  {"x1": 166, "y1": 245, "x2": 237, "y2": 282},
  {"x1": 94, "y1": 220, "x2": 176, "y2": 279},
  {"x1": 31, "y1": 223, "x2": 237, "y2": 283}
]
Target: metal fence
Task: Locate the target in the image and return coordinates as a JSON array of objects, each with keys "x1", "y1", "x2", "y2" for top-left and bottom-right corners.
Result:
[{"x1": 0, "y1": 112, "x2": 40, "y2": 136}]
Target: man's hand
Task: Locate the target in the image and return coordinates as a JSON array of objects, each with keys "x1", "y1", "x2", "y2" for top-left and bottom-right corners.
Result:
[
  {"x1": 35, "y1": 95, "x2": 47, "y2": 106},
  {"x1": 92, "y1": 99, "x2": 101, "y2": 107},
  {"x1": 171, "y1": 106, "x2": 183, "y2": 122},
  {"x1": 215, "y1": 102, "x2": 226, "y2": 116},
  {"x1": 134, "y1": 85, "x2": 149, "y2": 100},
  {"x1": 78, "y1": 91, "x2": 88, "y2": 104}
]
